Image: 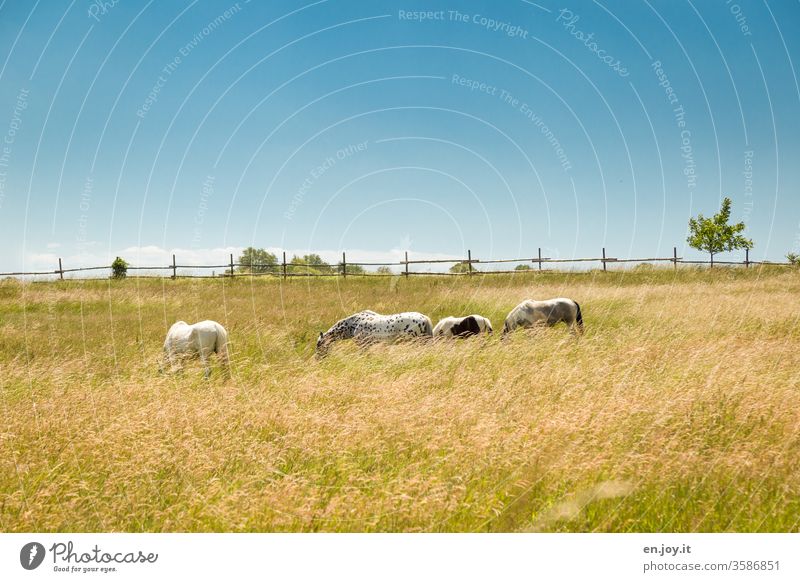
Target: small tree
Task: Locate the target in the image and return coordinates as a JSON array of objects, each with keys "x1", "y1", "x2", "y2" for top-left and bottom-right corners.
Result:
[
  {"x1": 288, "y1": 254, "x2": 333, "y2": 275},
  {"x1": 337, "y1": 261, "x2": 365, "y2": 275},
  {"x1": 687, "y1": 197, "x2": 753, "y2": 267},
  {"x1": 449, "y1": 262, "x2": 475, "y2": 274},
  {"x1": 111, "y1": 256, "x2": 128, "y2": 279},
  {"x1": 238, "y1": 247, "x2": 278, "y2": 273},
  {"x1": 302, "y1": 254, "x2": 332, "y2": 273},
  {"x1": 376, "y1": 266, "x2": 392, "y2": 275},
  {"x1": 514, "y1": 264, "x2": 532, "y2": 271},
  {"x1": 787, "y1": 252, "x2": 800, "y2": 266}
]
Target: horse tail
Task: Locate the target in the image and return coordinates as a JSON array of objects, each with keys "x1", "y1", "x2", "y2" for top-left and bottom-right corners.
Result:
[
  {"x1": 574, "y1": 301, "x2": 584, "y2": 333},
  {"x1": 214, "y1": 323, "x2": 230, "y2": 365}
]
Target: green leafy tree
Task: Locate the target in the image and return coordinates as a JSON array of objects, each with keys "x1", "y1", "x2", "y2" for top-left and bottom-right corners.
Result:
[
  {"x1": 376, "y1": 266, "x2": 393, "y2": 275},
  {"x1": 787, "y1": 252, "x2": 800, "y2": 266},
  {"x1": 288, "y1": 256, "x2": 313, "y2": 275},
  {"x1": 110, "y1": 256, "x2": 128, "y2": 279},
  {"x1": 687, "y1": 197, "x2": 753, "y2": 267},
  {"x1": 238, "y1": 247, "x2": 278, "y2": 273},
  {"x1": 288, "y1": 254, "x2": 333, "y2": 275},
  {"x1": 449, "y1": 262, "x2": 476, "y2": 274},
  {"x1": 337, "y1": 261, "x2": 365, "y2": 275},
  {"x1": 514, "y1": 264, "x2": 532, "y2": 271},
  {"x1": 303, "y1": 253, "x2": 332, "y2": 272}
]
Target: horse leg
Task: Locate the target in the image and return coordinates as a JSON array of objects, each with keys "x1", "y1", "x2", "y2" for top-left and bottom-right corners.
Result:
[
  {"x1": 567, "y1": 314, "x2": 583, "y2": 336},
  {"x1": 217, "y1": 345, "x2": 231, "y2": 378},
  {"x1": 199, "y1": 348, "x2": 212, "y2": 379},
  {"x1": 165, "y1": 349, "x2": 181, "y2": 374},
  {"x1": 356, "y1": 335, "x2": 379, "y2": 350}
]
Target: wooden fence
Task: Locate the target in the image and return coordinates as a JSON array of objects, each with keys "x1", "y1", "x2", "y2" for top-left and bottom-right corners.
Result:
[{"x1": 1, "y1": 247, "x2": 795, "y2": 281}]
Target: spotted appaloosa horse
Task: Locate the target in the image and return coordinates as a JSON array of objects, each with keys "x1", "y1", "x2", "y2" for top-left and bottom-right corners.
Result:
[
  {"x1": 433, "y1": 315, "x2": 493, "y2": 338},
  {"x1": 316, "y1": 310, "x2": 432, "y2": 356},
  {"x1": 502, "y1": 298, "x2": 583, "y2": 335},
  {"x1": 162, "y1": 320, "x2": 230, "y2": 377}
]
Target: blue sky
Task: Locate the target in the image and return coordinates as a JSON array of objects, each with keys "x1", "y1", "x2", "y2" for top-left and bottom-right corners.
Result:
[{"x1": 0, "y1": 0, "x2": 798, "y2": 273}]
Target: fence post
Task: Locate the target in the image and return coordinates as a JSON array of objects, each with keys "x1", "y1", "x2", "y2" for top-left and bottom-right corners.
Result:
[
  {"x1": 467, "y1": 250, "x2": 473, "y2": 275},
  {"x1": 745, "y1": 248, "x2": 750, "y2": 268},
  {"x1": 673, "y1": 246, "x2": 677, "y2": 271},
  {"x1": 538, "y1": 247, "x2": 542, "y2": 271},
  {"x1": 172, "y1": 254, "x2": 177, "y2": 279},
  {"x1": 342, "y1": 251, "x2": 347, "y2": 278},
  {"x1": 404, "y1": 251, "x2": 409, "y2": 278},
  {"x1": 282, "y1": 251, "x2": 287, "y2": 280},
  {"x1": 230, "y1": 253, "x2": 235, "y2": 277},
  {"x1": 602, "y1": 247, "x2": 607, "y2": 271},
  {"x1": 58, "y1": 258, "x2": 64, "y2": 280}
]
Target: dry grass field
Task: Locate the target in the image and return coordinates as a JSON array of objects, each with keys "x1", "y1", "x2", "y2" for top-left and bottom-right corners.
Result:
[{"x1": 1, "y1": 267, "x2": 799, "y2": 532}]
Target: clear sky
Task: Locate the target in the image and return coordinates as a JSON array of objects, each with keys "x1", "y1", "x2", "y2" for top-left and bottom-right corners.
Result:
[{"x1": 0, "y1": 0, "x2": 798, "y2": 273}]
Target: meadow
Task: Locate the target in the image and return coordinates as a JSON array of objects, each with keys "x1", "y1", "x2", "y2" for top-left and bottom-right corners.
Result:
[{"x1": 1, "y1": 266, "x2": 799, "y2": 532}]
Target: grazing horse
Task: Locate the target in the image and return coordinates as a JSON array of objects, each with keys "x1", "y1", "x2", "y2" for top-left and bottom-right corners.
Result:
[
  {"x1": 433, "y1": 315, "x2": 493, "y2": 338},
  {"x1": 316, "y1": 310, "x2": 432, "y2": 356},
  {"x1": 162, "y1": 320, "x2": 230, "y2": 377},
  {"x1": 502, "y1": 298, "x2": 583, "y2": 335}
]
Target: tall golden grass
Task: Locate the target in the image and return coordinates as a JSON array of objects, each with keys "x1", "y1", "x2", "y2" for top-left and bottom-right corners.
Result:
[{"x1": 1, "y1": 267, "x2": 799, "y2": 531}]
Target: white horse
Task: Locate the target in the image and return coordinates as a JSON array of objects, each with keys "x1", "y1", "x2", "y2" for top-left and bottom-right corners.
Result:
[
  {"x1": 162, "y1": 320, "x2": 230, "y2": 377},
  {"x1": 433, "y1": 315, "x2": 493, "y2": 338},
  {"x1": 502, "y1": 298, "x2": 583, "y2": 335},
  {"x1": 316, "y1": 310, "x2": 432, "y2": 356}
]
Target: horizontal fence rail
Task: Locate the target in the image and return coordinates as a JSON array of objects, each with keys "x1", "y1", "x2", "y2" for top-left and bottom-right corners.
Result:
[{"x1": 1, "y1": 247, "x2": 796, "y2": 280}]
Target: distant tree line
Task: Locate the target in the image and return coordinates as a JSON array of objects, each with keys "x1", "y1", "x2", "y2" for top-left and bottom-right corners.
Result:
[
  {"x1": 107, "y1": 200, "x2": 800, "y2": 281},
  {"x1": 236, "y1": 247, "x2": 373, "y2": 275}
]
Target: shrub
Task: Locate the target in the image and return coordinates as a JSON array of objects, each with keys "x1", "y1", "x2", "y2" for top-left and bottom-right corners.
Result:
[
  {"x1": 338, "y1": 262, "x2": 365, "y2": 275},
  {"x1": 110, "y1": 257, "x2": 128, "y2": 279},
  {"x1": 288, "y1": 254, "x2": 333, "y2": 275},
  {"x1": 449, "y1": 262, "x2": 477, "y2": 274}
]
